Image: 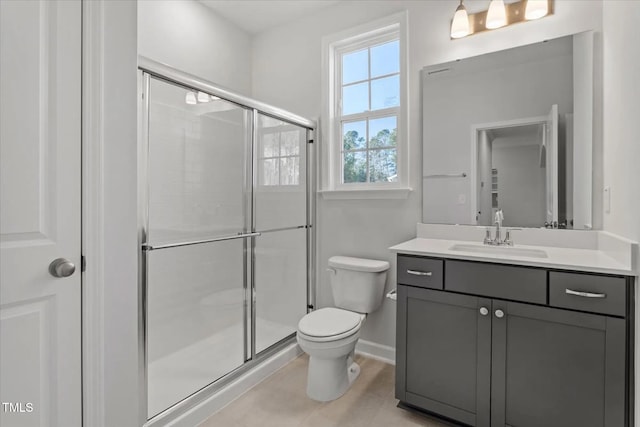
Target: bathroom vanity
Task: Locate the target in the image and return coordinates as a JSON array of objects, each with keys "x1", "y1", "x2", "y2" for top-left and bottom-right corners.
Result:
[{"x1": 391, "y1": 230, "x2": 636, "y2": 427}]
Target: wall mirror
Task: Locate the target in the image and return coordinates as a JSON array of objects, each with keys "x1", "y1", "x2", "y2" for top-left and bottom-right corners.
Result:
[{"x1": 422, "y1": 32, "x2": 597, "y2": 229}]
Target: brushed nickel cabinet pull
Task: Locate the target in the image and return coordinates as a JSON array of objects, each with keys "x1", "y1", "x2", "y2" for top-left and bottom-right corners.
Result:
[
  {"x1": 565, "y1": 289, "x2": 606, "y2": 298},
  {"x1": 407, "y1": 270, "x2": 433, "y2": 277}
]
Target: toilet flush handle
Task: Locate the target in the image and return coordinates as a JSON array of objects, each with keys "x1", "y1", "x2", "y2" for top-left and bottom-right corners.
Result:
[{"x1": 326, "y1": 267, "x2": 337, "y2": 275}]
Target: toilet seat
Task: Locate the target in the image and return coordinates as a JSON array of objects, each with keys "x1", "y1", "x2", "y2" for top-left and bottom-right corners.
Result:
[{"x1": 297, "y1": 307, "x2": 364, "y2": 342}]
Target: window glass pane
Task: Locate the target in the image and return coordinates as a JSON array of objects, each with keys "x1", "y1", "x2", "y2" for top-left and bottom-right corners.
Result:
[
  {"x1": 342, "y1": 82, "x2": 369, "y2": 115},
  {"x1": 369, "y1": 148, "x2": 397, "y2": 182},
  {"x1": 369, "y1": 116, "x2": 397, "y2": 148},
  {"x1": 342, "y1": 49, "x2": 368, "y2": 85},
  {"x1": 261, "y1": 159, "x2": 279, "y2": 186},
  {"x1": 261, "y1": 133, "x2": 279, "y2": 157},
  {"x1": 371, "y1": 75, "x2": 399, "y2": 110},
  {"x1": 343, "y1": 151, "x2": 367, "y2": 183},
  {"x1": 371, "y1": 40, "x2": 399, "y2": 78},
  {"x1": 343, "y1": 121, "x2": 367, "y2": 150},
  {"x1": 280, "y1": 130, "x2": 300, "y2": 156},
  {"x1": 280, "y1": 157, "x2": 299, "y2": 185}
]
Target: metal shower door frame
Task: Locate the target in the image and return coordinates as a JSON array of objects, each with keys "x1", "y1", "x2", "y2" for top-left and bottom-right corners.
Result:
[{"x1": 137, "y1": 59, "x2": 316, "y2": 427}]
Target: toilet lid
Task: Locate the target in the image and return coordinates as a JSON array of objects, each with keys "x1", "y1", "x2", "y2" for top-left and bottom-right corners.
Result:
[{"x1": 298, "y1": 307, "x2": 362, "y2": 338}]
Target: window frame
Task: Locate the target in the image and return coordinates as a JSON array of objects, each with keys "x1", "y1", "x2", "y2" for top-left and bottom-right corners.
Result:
[{"x1": 321, "y1": 12, "x2": 410, "y2": 198}]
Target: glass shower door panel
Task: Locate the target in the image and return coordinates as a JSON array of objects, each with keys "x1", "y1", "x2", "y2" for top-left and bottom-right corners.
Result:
[
  {"x1": 147, "y1": 77, "x2": 250, "y2": 246},
  {"x1": 254, "y1": 228, "x2": 307, "y2": 354},
  {"x1": 255, "y1": 114, "x2": 307, "y2": 231},
  {"x1": 146, "y1": 239, "x2": 246, "y2": 418}
]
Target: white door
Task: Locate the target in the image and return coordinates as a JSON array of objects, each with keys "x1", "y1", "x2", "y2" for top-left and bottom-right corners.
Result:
[
  {"x1": 0, "y1": 1, "x2": 82, "y2": 426},
  {"x1": 545, "y1": 104, "x2": 559, "y2": 225}
]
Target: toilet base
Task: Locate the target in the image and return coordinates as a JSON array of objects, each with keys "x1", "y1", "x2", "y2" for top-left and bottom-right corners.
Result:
[{"x1": 306, "y1": 353, "x2": 360, "y2": 402}]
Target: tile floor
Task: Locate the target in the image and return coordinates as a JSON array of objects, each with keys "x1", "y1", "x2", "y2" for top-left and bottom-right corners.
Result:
[{"x1": 199, "y1": 354, "x2": 451, "y2": 427}]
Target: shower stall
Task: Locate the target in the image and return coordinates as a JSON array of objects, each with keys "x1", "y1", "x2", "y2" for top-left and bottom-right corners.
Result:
[{"x1": 138, "y1": 58, "x2": 315, "y2": 423}]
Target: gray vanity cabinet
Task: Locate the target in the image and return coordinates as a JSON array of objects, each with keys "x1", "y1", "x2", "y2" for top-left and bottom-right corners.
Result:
[
  {"x1": 395, "y1": 255, "x2": 631, "y2": 427},
  {"x1": 395, "y1": 285, "x2": 492, "y2": 427},
  {"x1": 491, "y1": 301, "x2": 626, "y2": 427}
]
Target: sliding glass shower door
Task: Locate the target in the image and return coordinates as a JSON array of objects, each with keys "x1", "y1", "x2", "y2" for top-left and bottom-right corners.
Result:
[
  {"x1": 144, "y1": 76, "x2": 252, "y2": 418},
  {"x1": 140, "y1": 71, "x2": 314, "y2": 421},
  {"x1": 253, "y1": 114, "x2": 309, "y2": 353}
]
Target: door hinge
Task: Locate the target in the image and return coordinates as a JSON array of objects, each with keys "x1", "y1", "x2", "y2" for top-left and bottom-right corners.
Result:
[{"x1": 81, "y1": 255, "x2": 86, "y2": 272}]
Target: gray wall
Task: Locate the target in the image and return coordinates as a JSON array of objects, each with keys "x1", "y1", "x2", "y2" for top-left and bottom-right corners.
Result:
[
  {"x1": 601, "y1": 2, "x2": 640, "y2": 422},
  {"x1": 138, "y1": 0, "x2": 253, "y2": 95},
  {"x1": 492, "y1": 139, "x2": 546, "y2": 228}
]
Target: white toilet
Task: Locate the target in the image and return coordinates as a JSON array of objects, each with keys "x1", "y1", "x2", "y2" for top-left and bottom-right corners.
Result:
[{"x1": 296, "y1": 256, "x2": 389, "y2": 401}]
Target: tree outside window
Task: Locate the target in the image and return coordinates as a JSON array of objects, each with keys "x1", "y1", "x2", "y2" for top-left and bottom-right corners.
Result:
[{"x1": 337, "y1": 38, "x2": 400, "y2": 184}]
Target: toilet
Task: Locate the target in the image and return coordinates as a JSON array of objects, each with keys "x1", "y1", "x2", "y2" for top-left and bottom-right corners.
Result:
[{"x1": 296, "y1": 256, "x2": 389, "y2": 401}]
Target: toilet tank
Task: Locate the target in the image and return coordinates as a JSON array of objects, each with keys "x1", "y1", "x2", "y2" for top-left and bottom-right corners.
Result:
[{"x1": 328, "y1": 256, "x2": 390, "y2": 314}]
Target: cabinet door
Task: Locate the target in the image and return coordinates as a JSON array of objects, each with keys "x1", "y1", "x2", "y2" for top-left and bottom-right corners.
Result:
[
  {"x1": 491, "y1": 301, "x2": 626, "y2": 427},
  {"x1": 396, "y1": 285, "x2": 492, "y2": 427}
]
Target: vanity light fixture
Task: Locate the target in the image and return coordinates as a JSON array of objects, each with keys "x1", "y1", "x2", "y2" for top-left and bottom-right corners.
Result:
[
  {"x1": 185, "y1": 91, "x2": 197, "y2": 105},
  {"x1": 450, "y1": 0, "x2": 470, "y2": 39},
  {"x1": 197, "y1": 91, "x2": 210, "y2": 103},
  {"x1": 525, "y1": 0, "x2": 549, "y2": 20},
  {"x1": 186, "y1": 91, "x2": 221, "y2": 104},
  {"x1": 486, "y1": 0, "x2": 507, "y2": 29},
  {"x1": 450, "y1": 0, "x2": 553, "y2": 39}
]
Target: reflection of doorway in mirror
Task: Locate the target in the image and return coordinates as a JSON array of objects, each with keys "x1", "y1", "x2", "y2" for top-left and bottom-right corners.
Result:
[{"x1": 471, "y1": 107, "x2": 567, "y2": 228}]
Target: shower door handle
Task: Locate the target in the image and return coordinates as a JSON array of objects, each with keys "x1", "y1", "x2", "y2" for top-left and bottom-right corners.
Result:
[{"x1": 142, "y1": 232, "x2": 261, "y2": 251}]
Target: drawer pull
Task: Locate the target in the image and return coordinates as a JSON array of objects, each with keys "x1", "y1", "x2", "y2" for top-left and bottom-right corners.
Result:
[
  {"x1": 407, "y1": 270, "x2": 433, "y2": 277},
  {"x1": 565, "y1": 289, "x2": 607, "y2": 299}
]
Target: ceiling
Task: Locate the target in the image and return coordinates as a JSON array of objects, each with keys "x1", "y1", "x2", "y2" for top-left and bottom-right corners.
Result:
[{"x1": 200, "y1": 0, "x2": 342, "y2": 35}]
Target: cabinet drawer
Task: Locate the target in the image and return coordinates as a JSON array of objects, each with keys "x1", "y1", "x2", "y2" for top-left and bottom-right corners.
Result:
[
  {"x1": 397, "y1": 256, "x2": 443, "y2": 290},
  {"x1": 445, "y1": 260, "x2": 546, "y2": 304},
  {"x1": 549, "y1": 272, "x2": 627, "y2": 317}
]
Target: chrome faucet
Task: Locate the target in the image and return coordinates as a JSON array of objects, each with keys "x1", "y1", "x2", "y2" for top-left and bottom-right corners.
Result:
[
  {"x1": 503, "y1": 228, "x2": 521, "y2": 246},
  {"x1": 493, "y1": 209, "x2": 504, "y2": 244},
  {"x1": 484, "y1": 209, "x2": 514, "y2": 246}
]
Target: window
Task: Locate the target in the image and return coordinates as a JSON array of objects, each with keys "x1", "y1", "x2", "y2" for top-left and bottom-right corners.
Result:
[
  {"x1": 322, "y1": 13, "x2": 408, "y2": 196},
  {"x1": 257, "y1": 116, "x2": 304, "y2": 187}
]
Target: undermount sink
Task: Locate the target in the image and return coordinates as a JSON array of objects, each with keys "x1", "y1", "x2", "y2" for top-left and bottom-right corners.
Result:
[{"x1": 448, "y1": 243, "x2": 548, "y2": 259}]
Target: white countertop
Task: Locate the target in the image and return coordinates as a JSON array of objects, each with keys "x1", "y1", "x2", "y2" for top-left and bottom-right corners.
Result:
[{"x1": 390, "y1": 237, "x2": 636, "y2": 276}]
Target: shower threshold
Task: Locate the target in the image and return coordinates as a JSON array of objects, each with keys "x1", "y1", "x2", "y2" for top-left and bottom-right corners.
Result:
[{"x1": 147, "y1": 318, "x2": 296, "y2": 419}]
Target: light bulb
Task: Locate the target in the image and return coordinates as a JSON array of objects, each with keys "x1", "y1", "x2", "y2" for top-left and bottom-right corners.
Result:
[
  {"x1": 185, "y1": 91, "x2": 197, "y2": 105},
  {"x1": 451, "y1": 1, "x2": 470, "y2": 39},
  {"x1": 197, "y1": 91, "x2": 210, "y2": 103},
  {"x1": 525, "y1": 0, "x2": 548, "y2": 20},
  {"x1": 486, "y1": 0, "x2": 507, "y2": 29}
]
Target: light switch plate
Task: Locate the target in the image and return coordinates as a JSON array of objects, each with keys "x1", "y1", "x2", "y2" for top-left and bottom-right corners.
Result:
[{"x1": 604, "y1": 186, "x2": 611, "y2": 213}]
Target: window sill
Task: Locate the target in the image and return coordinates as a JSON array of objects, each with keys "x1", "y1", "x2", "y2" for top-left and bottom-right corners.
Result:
[{"x1": 319, "y1": 187, "x2": 413, "y2": 200}]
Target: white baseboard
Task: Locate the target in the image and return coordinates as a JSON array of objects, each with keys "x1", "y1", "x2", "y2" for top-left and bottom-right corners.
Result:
[
  {"x1": 167, "y1": 343, "x2": 303, "y2": 427},
  {"x1": 355, "y1": 339, "x2": 396, "y2": 365}
]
